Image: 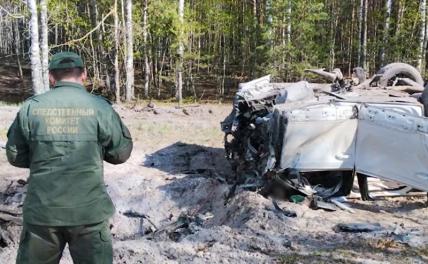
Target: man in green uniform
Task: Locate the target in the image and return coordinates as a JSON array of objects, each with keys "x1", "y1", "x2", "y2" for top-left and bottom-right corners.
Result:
[{"x1": 6, "y1": 52, "x2": 133, "y2": 264}]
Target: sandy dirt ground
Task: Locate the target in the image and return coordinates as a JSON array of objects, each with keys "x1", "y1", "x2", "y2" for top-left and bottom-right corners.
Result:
[{"x1": 0, "y1": 103, "x2": 427, "y2": 264}]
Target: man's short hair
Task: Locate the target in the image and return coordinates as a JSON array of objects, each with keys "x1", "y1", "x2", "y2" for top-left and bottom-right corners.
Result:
[{"x1": 50, "y1": 67, "x2": 84, "y2": 81}]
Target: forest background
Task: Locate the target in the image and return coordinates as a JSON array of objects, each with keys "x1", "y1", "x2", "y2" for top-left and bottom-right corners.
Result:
[{"x1": 0, "y1": 0, "x2": 427, "y2": 103}]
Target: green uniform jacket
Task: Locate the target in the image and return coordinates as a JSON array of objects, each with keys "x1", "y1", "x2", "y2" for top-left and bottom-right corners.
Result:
[{"x1": 6, "y1": 81, "x2": 133, "y2": 226}]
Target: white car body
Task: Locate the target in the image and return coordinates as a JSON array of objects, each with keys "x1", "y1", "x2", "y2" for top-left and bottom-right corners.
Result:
[{"x1": 225, "y1": 75, "x2": 428, "y2": 192}]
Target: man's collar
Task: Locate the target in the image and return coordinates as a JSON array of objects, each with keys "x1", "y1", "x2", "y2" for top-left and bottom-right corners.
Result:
[{"x1": 54, "y1": 81, "x2": 85, "y2": 89}]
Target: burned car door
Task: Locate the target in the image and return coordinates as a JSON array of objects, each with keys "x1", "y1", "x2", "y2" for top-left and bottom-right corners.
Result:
[
  {"x1": 279, "y1": 102, "x2": 358, "y2": 171},
  {"x1": 356, "y1": 104, "x2": 428, "y2": 191}
]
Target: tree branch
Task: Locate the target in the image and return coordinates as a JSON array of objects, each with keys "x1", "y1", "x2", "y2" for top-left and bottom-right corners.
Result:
[
  {"x1": 0, "y1": 5, "x2": 25, "y2": 19},
  {"x1": 50, "y1": 9, "x2": 114, "y2": 48}
]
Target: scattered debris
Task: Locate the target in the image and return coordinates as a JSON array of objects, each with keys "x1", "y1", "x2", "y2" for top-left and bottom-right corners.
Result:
[
  {"x1": 1, "y1": 180, "x2": 26, "y2": 206},
  {"x1": 272, "y1": 200, "x2": 297, "y2": 218},
  {"x1": 152, "y1": 213, "x2": 202, "y2": 242},
  {"x1": 0, "y1": 205, "x2": 22, "y2": 225},
  {"x1": 224, "y1": 183, "x2": 238, "y2": 205},
  {"x1": 123, "y1": 210, "x2": 158, "y2": 236},
  {"x1": 16, "y1": 179, "x2": 26, "y2": 186},
  {"x1": 0, "y1": 213, "x2": 22, "y2": 225},
  {"x1": 182, "y1": 108, "x2": 190, "y2": 116},
  {"x1": 390, "y1": 225, "x2": 428, "y2": 248},
  {"x1": 335, "y1": 223, "x2": 383, "y2": 233},
  {"x1": 0, "y1": 227, "x2": 15, "y2": 248},
  {"x1": 330, "y1": 197, "x2": 355, "y2": 213},
  {"x1": 350, "y1": 177, "x2": 426, "y2": 199},
  {"x1": 147, "y1": 101, "x2": 155, "y2": 108},
  {"x1": 309, "y1": 196, "x2": 337, "y2": 211},
  {"x1": 289, "y1": 195, "x2": 305, "y2": 204}
]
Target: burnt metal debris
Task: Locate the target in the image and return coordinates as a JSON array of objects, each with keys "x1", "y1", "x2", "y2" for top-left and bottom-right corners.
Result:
[
  {"x1": 335, "y1": 223, "x2": 383, "y2": 233},
  {"x1": 123, "y1": 210, "x2": 213, "y2": 241},
  {"x1": 222, "y1": 63, "x2": 428, "y2": 205},
  {"x1": 123, "y1": 210, "x2": 158, "y2": 236}
]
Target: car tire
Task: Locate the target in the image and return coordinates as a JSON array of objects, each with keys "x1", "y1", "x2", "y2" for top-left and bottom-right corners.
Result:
[{"x1": 378, "y1": 63, "x2": 424, "y2": 87}]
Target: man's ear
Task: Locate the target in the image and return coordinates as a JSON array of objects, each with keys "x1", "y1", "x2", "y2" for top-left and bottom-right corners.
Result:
[
  {"x1": 81, "y1": 69, "x2": 87, "y2": 83},
  {"x1": 49, "y1": 73, "x2": 56, "y2": 87}
]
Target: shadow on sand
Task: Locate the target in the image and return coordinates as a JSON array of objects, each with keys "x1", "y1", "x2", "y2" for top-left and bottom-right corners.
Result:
[
  {"x1": 143, "y1": 141, "x2": 232, "y2": 178},
  {"x1": 141, "y1": 141, "x2": 233, "y2": 213}
]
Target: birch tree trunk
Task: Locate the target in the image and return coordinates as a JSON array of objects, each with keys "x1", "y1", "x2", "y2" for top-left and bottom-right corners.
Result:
[
  {"x1": 114, "y1": 0, "x2": 121, "y2": 103},
  {"x1": 143, "y1": 0, "x2": 150, "y2": 98},
  {"x1": 89, "y1": 0, "x2": 100, "y2": 87},
  {"x1": 358, "y1": 0, "x2": 363, "y2": 67},
  {"x1": 121, "y1": 0, "x2": 127, "y2": 78},
  {"x1": 329, "y1": 1, "x2": 337, "y2": 70},
  {"x1": 425, "y1": 0, "x2": 428, "y2": 70},
  {"x1": 362, "y1": 0, "x2": 368, "y2": 72},
  {"x1": 395, "y1": 1, "x2": 405, "y2": 61},
  {"x1": 380, "y1": 0, "x2": 392, "y2": 66},
  {"x1": 125, "y1": 0, "x2": 134, "y2": 101},
  {"x1": 265, "y1": 0, "x2": 272, "y2": 49},
  {"x1": 251, "y1": 0, "x2": 258, "y2": 77},
  {"x1": 13, "y1": 14, "x2": 23, "y2": 81},
  {"x1": 348, "y1": 0, "x2": 355, "y2": 75},
  {"x1": 27, "y1": 0, "x2": 44, "y2": 94},
  {"x1": 40, "y1": 0, "x2": 49, "y2": 92},
  {"x1": 176, "y1": 0, "x2": 184, "y2": 106},
  {"x1": 418, "y1": 0, "x2": 426, "y2": 72},
  {"x1": 287, "y1": 0, "x2": 291, "y2": 44}
]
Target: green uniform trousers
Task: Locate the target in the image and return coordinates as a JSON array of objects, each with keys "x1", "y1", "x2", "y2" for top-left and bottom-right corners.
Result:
[{"x1": 16, "y1": 221, "x2": 112, "y2": 264}]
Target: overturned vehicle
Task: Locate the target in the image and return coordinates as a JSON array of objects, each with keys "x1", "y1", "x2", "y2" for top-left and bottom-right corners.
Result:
[{"x1": 221, "y1": 63, "x2": 428, "y2": 202}]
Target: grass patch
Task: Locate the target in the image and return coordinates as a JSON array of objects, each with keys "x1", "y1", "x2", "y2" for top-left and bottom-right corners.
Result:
[
  {"x1": 129, "y1": 120, "x2": 223, "y2": 147},
  {"x1": 117, "y1": 99, "x2": 230, "y2": 108},
  {"x1": 278, "y1": 253, "x2": 300, "y2": 264},
  {"x1": 0, "y1": 101, "x2": 21, "y2": 107}
]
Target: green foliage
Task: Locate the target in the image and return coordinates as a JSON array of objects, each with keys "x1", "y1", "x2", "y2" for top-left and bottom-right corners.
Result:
[
  {"x1": 2, "y1": 0, "x2": 428, "y2": 100},
  {"x1": 148, "y1": 0, "x2": 179, "y2": 38},
  {"x1": 264, "y1": 0, "x2": 329, "y2": 80},
  {"x1": 387, "y1": 0, "x2": 420, "y2": 64}
]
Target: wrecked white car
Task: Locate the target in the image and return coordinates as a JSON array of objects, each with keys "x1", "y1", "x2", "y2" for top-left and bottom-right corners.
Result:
[{"x1": 221, "y1": 63, "x2": 428, "y2": 201}]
